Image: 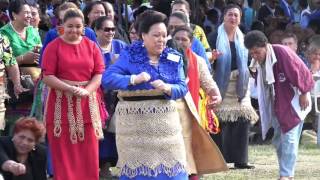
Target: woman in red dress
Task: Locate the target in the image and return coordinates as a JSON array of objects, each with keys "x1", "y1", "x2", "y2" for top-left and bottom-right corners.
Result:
[{"x1": 41, "y1": 8, "x2": 105, "y2": 180}]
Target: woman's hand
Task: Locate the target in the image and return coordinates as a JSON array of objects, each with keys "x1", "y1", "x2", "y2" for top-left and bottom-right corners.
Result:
[
  {"x1": 13, "y1": 84, "x2": 29, "y2": 99},
  {"x1": 69, "y1": 86, "x2": 89, "y2": 97},
  {"x1": 21, "y1": 52, "x2": 40, "y2": 64},
  {"x1": 212, "y1": 49, "x2": 223, "y2": 61},
  {"x1": 2, "y1": 160, "x2": 26, "y2": 176},
  {"x1": 150, "y1": 80, "x2": 172, "y2": 95},
  {"x1": 132, "y1": 72, "x2": 151, "y2": 85},
  {"x1": 207, "y1": 89, "x2": 222, "y2": 109}
]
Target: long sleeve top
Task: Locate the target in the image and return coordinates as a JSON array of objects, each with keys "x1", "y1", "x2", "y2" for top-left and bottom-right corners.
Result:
[
  {"x1": 0, "y1": 136, "x2": 47, "y2": 180},
  {"x1": 102, "y1": 41, "x2": 188, "y2": 100},
  {"x1": 272, "y1": 45, "x2": 314, "y2": 132}
]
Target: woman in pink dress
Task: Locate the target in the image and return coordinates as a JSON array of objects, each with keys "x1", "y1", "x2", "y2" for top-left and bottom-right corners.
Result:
[{"x1": 41, "y1": 8, "x2": 105, "y2": 180}]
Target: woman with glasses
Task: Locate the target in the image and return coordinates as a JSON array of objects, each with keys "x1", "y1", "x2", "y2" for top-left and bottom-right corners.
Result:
[
  {"x1": 93, "y1": 16, "x2": 127, "y2": 68},
  {"x1": 93, "y1": 16, "x2": 127, "y2": 178}
]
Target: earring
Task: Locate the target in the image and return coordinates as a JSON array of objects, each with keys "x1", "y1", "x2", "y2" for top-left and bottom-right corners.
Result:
[{"x1": 32, "y1": 146, "x2": 36, "y2": 151}]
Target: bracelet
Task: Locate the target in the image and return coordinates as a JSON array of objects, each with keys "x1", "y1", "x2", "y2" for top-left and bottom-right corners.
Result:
[{"x1": 130, "y1": 75, "x2": 136, "y2": 85}]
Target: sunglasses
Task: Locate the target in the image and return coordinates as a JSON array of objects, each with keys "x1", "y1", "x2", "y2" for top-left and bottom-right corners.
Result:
[{"x1": 103, "y1": 27, "x2": 116, "y2": 32}]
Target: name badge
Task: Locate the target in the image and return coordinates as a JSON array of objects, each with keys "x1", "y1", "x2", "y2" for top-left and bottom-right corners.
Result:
[{"x1": 167, "y1": 53, "x2": 180, "y2": 62}]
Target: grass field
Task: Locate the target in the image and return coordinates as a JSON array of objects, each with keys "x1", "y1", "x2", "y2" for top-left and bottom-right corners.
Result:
[
  {"x1": 202, "y1": 130, "x2": 320, "y2": 180},
  {"x1": 103, "y1": 130, "x2": 320, "y2": 180}
]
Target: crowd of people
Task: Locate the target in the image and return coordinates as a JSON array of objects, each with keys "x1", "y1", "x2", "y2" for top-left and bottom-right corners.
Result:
[{"x1": 0, "y1": 0, "x2": 318, "y2": 180}]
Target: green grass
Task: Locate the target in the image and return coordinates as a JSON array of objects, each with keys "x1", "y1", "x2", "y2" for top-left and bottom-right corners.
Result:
[
  {"x1": 202, "y1": 131, "x2": 320, "y2": 180},
  {"x1": 103, "y1": 131, "x2": 320, "y2": 180}
]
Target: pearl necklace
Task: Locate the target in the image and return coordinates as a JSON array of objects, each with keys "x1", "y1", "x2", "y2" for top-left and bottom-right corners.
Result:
[{"x1": 10, "y1": 22, "x2": 26, "y2": 37}]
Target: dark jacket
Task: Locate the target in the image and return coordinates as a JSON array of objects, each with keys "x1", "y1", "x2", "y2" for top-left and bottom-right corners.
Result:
[{"x1": 0, "y1": 136, "x2": 47, "y2": 180}]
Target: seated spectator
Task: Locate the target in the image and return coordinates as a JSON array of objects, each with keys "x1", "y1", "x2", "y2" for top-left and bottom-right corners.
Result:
[
  {"x1": 251, "y1": 20, "x2": 265, "y2": 32},
  {"x1": 203, "y1": 7, "x2": 221, "y2": 35},
  {"x1": 128, "y1": 22, "x2": 139, "y2": 43},
  {"x1": 0, "y1": 34, "x2": 26, "y2": 130},
  {"x1": 83, "y1": 1, "x2": 106, "y2": 27},
  {"x1": 279, "y1": 0, "x2": 295, "y2": 22},
  {"x1": 300, "y1": 0, "x2": 320, "y2": 28},
  {"x1": 306, "y1": 35, "x2": 320, "y2": 75},
  {"x1": 281, "y1": 32, "x2": 310, "y2": 67},
  {"x1": 0, "y1": 0, "x2": 42, "y2": 82},
  {"x1": 243, "y1": 0, "x2": 256, "y2": 31},
  {"x1": 268, "y1": 29, "x2": 284, "y2": 44},
  {"x1": 0, "y1": 0, "x2": 9, "y2": 27},
  {"x1": 0, "y1": 117, "x2": 46, "y2": 180}
]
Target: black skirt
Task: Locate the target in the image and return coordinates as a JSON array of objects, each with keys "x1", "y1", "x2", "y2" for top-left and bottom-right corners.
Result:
[{"x1": 211, "y1": 119, "x2": 250, "y2": 164}]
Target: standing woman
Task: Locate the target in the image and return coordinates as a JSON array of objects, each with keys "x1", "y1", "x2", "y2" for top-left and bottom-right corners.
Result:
[
  {"x1": 172, "y1": 26, "x2": 227, "y2": 179},
  {"x1": 83, "y1": 1, "x2": 106, "y2": 28},
  {"x1": 39, "y1": 2, "x2": 98, "y2": 66},
  {"x1": 209, "y1": 4, "x2": 258, "y2": 169},
  {"x1": 0, "y1": 0, "x2": 41, "y2": 82},
  {"x1": 93, "y1": 16, "x2": 127, "y2": 68},
  {"x1": 42, "y1": 8, "x2": 105, "y2": 180},
  {"x1": 93, "y1": 16, "x2": 127, "y2": 177},
  {"x1": 102, "y1": 10, "x2": 188, "y2": 180}
]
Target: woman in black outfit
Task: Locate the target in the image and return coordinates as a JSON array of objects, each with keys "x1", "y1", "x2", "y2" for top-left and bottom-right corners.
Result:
[{"x1": 0, "y1": 117, "x2": 46, "y2": 180}]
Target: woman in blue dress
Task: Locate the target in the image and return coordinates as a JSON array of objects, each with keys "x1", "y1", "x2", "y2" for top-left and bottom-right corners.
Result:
[
  {"x1": 93, "y1": 16, "x2": 127, "y2": 177},
  {"x1": 102, "y1": 10, "x2": 188, "y2": 180}
]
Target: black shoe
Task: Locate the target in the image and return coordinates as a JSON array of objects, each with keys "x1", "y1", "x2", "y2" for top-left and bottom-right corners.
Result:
[{"x1": 233, "y1": 163, "x2": 255, "y2": 169}]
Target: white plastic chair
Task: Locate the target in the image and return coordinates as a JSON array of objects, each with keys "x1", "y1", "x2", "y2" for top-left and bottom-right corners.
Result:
[{"x1": 311, "y1": 77, "x2": 320, "y2": 146}]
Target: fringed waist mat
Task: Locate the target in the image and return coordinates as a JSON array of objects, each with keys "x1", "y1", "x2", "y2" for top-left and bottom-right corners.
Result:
[
  {"x1": 45, "y1": 80, "x2": 103, "y2": 144},
  {"x1": 216, "y1": 71, "x2": 258, "y2": 123},
  {"x1": 115, "y1": 90, "x2": 187, "y2": 178}
]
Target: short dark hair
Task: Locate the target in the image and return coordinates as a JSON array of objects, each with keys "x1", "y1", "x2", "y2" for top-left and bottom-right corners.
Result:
[
  {"x1": 251, "y1": 20, "x2": 265, "y2": 31},
  {"x1": 83, "y1": 1, "x2": 107, "y2": 25},
  {"x1": 92, "y1": 16, "x2": 114, "y2": 30},
  {"x1": 171, "y1": 0, "x2": 190, "y2": 13},
  {"x1": 8, "y1": 0, "x2": 29, "y2": 20},
  {"x1": 223, "y1": 3, "x2": 242, "y2": 16},
  {"x1": 138, "y1": 10, "x2": 167, "y2": 37},
  {"x1": 244, "y1": 30, "x2": 269, "y2": 49},
  {"x1": 172, "y1": 25, "x2": 193, "y2": 41}
]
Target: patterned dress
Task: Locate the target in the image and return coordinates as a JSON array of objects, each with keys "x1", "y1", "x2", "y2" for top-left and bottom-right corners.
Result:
[{"x1": 0, "y1": 34, "x2": 17, "y2": 129}]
